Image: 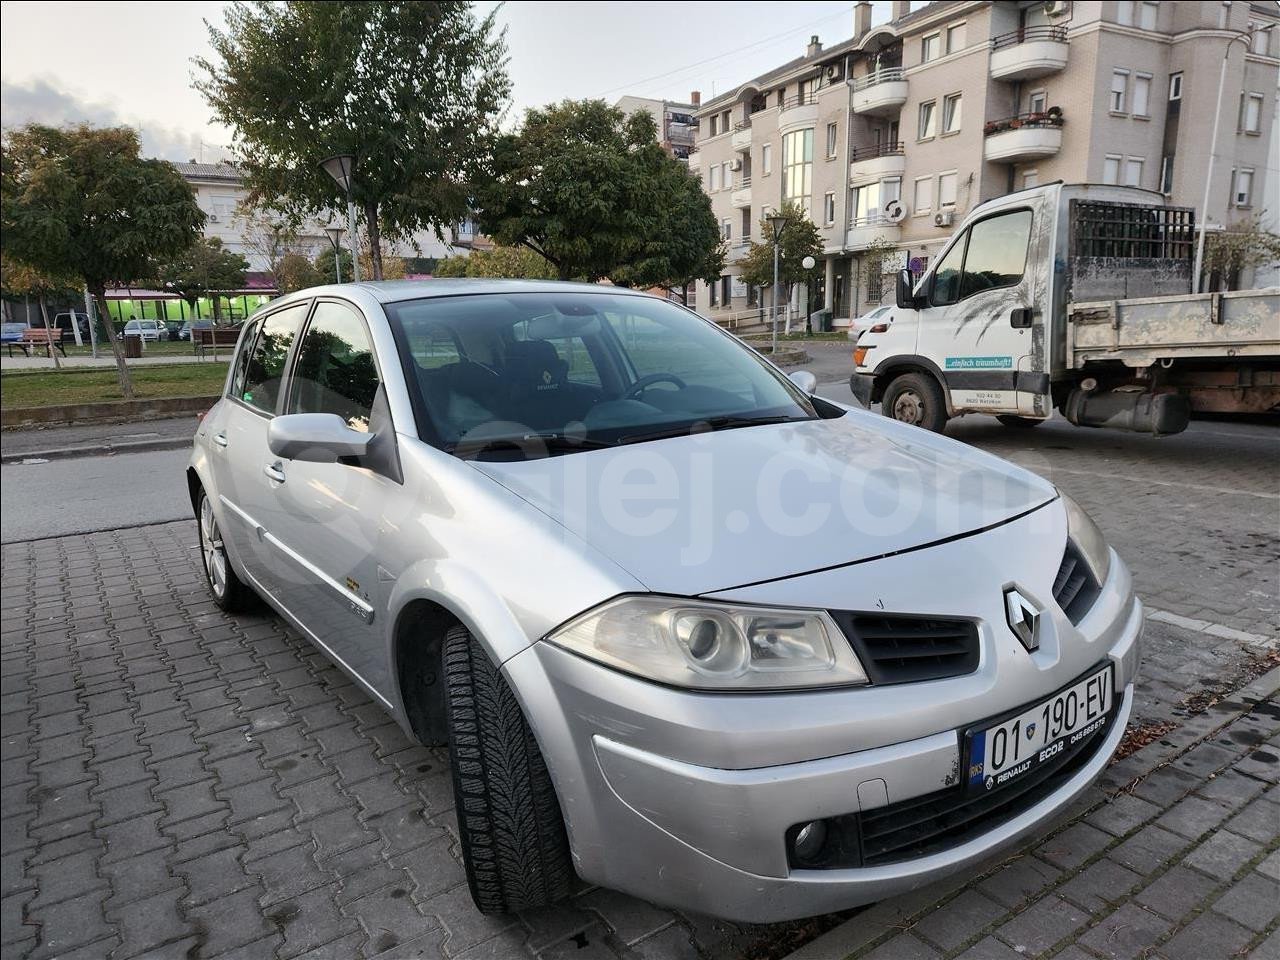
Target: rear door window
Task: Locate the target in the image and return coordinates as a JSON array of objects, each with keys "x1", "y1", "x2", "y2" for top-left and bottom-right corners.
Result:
[
  {"x1": 240, "y1": 303, "x2": 309, "y2": 414},
  {"x1": 228, "y1": 318, "x2": 262, "y2": 401}
]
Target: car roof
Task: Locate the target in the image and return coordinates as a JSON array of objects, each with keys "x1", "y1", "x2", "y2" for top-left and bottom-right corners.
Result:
[{"x1": 273, "y1": 278, "x2": 658, "y2": 308}]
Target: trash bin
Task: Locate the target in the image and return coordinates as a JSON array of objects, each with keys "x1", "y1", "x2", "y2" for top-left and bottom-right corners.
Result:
[
  {"x1": 124, "y1": 334, "x2": 142, "y2": 358},
  {"x1": 809, "y1": 308, "x2": 833, "y2": 333}
]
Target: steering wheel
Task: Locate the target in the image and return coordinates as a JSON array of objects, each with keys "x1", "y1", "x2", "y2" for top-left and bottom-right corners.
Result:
[{"x1": 624, "y1": 373, "x2": 687, "y2": 400}]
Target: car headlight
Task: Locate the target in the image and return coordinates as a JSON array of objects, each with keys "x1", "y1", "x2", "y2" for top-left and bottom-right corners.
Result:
[
  {"x1": 1061, "y1": 492, "x2": 1111, "y2": 586},
  {"x1": 546, "y1": 595, "x2": 869, "y2": 691}
]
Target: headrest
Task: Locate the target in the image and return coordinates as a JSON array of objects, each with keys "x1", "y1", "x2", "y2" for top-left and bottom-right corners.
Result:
[{"x1": 504, "y1": 339, "x2": 567, "y2": 393}]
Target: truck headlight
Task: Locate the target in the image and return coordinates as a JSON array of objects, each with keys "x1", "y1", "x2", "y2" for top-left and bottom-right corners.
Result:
[
  {"x1": 1061, "y1": 493, "x2": 1111, "y2": 586},
  {"x1": 546, "y1": 596, "x2": 869, "y2": 691}
]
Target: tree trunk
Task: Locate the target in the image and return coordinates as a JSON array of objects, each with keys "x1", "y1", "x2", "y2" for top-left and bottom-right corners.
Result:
[
  {"x1": 364, "y1": 200, "x2": 384, "y2": 280},
  {"x1": 212, "y1": 295, "x2": 223, "y2": 323},
  {"x1": 37, "y1": 294, "x2": 61, "y2": 371},
  {"x1": 91, "y1": 285, "x2": 135, "y2": 400}
]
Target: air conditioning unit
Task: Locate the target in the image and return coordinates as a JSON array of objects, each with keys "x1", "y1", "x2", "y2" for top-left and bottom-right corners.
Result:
[
  {"x1": 824, "y1": 63, "x2": 843, "y2": 83},
  {"x1": 934, "y1": 211, "x2": 955, "y2": 227},
  {"x1": 1044, "y1": 0, "x2": 1070, "y2": 17},
  {"x1": 729, "y1": 158, "x2": 743, "y2": 171},
  {"x1": 208, "y1": 213, "x2": 219, "y2": 222}
]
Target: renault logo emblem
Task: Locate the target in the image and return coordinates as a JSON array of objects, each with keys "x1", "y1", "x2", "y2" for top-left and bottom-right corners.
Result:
[{"x1": 1004, "y1": 587, "x2": 1041, "y2": 652}]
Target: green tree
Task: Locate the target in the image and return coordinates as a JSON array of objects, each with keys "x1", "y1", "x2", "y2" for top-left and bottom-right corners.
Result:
[
  {"x1": 475, "y1": 99, "x2": 723, "y2": 286},
  {"x1": 313, "y1": 245, "x2": 354, "y2": 284},
  {"x1": 155, "y1": 237, "x2": 249, "y2": 322},
  {"x1": 0, "y1": 254, "x2": 81, "y2": 370},
  {"x1": 196, "y1": 1, "x2": 509, "y2": 280},
  {"x1": 433, "y1": 245, "x2": 558, "y2": 280},
  {"x1": 737, "y1": 202, "x2": 824, "y2": 322},
  {"x1": 1203, "y1": 213, "x2": 1280, "y2": 291},
  {"x1": 0, "y1": 124, "x2": 205, "y2": 398},
  {"x1": 277, "y1": 252, "x2": 322, "y2": 294}
]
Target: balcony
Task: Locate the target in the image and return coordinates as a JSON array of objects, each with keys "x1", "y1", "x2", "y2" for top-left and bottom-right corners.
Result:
[
  {"x1": 849, "y1": 142, "x2": 906, "y2": 184},
  {"x1": 983, "y1": 110, "x2": 1064, "y2": 162},
  {"x1": 846, "y1": 214, "x2": 900, "y2": 250},
  {"x1": 731, "y1": 122, "x2": 753, "y2": 153},
  {"x1": 850, "y1": 68, "x2": 908, "y2": 117},
  {"x1": 989, "y1": 26, "x2": 1069, "y2": 81},
  {"x1": 778, "y1": 92, "x2": 819, "y2": 132},
  {"x1": 730, "y1": 178, "x2": 753, "y2": 208},
  {"x1": 727, "y1": 238, "x2": 752, "y2": 263}
]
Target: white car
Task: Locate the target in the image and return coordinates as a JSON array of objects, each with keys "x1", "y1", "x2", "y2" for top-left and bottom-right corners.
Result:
[
  {"x1": 847, "y1": 305, "x2": 892, "y2": 341},
  {"x1": 121, "y1": 318, "x2": 165, "y2": 341}
]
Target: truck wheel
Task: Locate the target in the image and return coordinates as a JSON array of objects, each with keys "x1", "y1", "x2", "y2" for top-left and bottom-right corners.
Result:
[
  {"x1": 443, "y1": 624, "x2": 574, "y2": 914},
  {"x1": 883, "y1": 373, "x2": 949, "y2": 433},
  {"x1": 996, "y1": 415, "x2": 1044, "y2": 428}
]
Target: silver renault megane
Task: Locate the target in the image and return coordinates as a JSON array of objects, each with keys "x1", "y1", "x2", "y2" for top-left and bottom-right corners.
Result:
[{"x1": 188, "y1": 279, "x2": 1141, "y2": 921}]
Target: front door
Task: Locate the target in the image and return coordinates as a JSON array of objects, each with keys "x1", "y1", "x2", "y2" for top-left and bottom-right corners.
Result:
[
  {"x1": 914, "y1": 201, "x2": 1048, "y2": 415},
  {"x1": 267, "y1": 299, "x2": 394, "y2": 698}
]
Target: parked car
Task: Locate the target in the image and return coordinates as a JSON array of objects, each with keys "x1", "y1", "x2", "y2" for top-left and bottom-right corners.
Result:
[
  {"x1": 178, "y1": 320, "x2": 214, "y2": 341},
  {"x1": 847, "y1": 304, "x2": 892, "y2": 341},
  {"x1": 120, "y1": 318, "x2": 165, "y2": 341},
  {"x1": 52, "y1": 311, "x2": 91, "y2": 339},
  {"x1": 189, "y1": 280, "x2": 1140, "y2": 922}
]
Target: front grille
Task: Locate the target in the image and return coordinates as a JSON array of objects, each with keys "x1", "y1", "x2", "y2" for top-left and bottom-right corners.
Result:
[
  {"x1": 1053, "y1": 544, "x2": 1101, "y2": 624},
  {"x1": 830, "y1": 614, "x2": 980, "y2": 685},
  {"x1": 857, "y1": 702, "x2": 1117, "y2": 866}
]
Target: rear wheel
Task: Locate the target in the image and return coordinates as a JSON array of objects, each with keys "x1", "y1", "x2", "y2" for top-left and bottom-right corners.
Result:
[
  {"x1": 443, "y1": 624, "x2": 574, "y2": 914},
  {"x1": 997, "y1": 415, "x2": 1045, "y2": 428},
  {"x1": 197, "y1": 490, "x2": 253, "y2": 612},
  {"x1": 882, "y1": 373, "x2": 949, "y2": 433}
]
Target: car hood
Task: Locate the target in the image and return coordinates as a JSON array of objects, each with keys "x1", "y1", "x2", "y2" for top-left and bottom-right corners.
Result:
[{"x1": 471, "y1": 409, "x2": 1057, "y2": 596}]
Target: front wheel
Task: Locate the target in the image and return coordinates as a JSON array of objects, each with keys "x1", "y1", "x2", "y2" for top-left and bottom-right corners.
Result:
[
  {"x1": 882, "y1": 372, "x2": 949, "y2": 433},
  {"x1": 197, "y1": 489, "x2": 253, "y2": 612},
  {"x1": 996, "y1": 415, "x2": 1045, "y2": 428},
  {"x1": 444, "y1": 625, "x2": 574, "y2": 914}
]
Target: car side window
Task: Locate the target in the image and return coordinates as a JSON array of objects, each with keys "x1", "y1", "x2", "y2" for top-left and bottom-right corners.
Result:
[
  {"x1": 286, "y1": 301, "x2": 381, "y2": 432},
  {"x1": 959, "y1": 209, "x2": 1033, "y2": 298},
  {"x1": 228, "y1": 318, "x2": 262, "y2": 401},
  {"x1": 241, "y1": 303, "x2": 308, "y2": 414},
  {"x1": 930, "y1": 234, "x2": 967, "y2": 307}
]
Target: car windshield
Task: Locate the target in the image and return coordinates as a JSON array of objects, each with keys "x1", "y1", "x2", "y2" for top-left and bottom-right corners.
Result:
[{"x1": 385, "y1": 291, "x2": 818, "y2": 457}]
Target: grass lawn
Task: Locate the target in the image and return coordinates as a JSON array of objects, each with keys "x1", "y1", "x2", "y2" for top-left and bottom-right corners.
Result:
[
  {"x1": 61, "y1": 340, "x2": 199, "y2": 358},
  {"x1": 2, "y1": 364, "x2": 228, "y2": 408}
]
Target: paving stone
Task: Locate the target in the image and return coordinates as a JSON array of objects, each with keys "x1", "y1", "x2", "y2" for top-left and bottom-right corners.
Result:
[
  {"x1": 1225, "y1": 798, "x2": 1280, "y2": 844},
  {"x1": 108, "y1": 888, "x2": 195, "y2": 957},
  {"x1": 1035, "y1": 822, "x2": 1114, "y2": 871},
  {"x1": 1184, "y1": 829, "x2": 1263, "y2": 881},
  {"x1": 953, "y1": 936, "x2": 1026, "y2": 960},
  {"x1": 1212, "y1": 870, "x2": 1280, "y2": 932},
  {"x1": 863, "y1": 933, "x2": 943, "y2": 960},
  {"x1": 578, "y1": 886, "x2": 677, "y2": 947},
  {"x1": 1110, "y1": 824, "x2": 1192, "y2": 875},
  {"x1": 911, "y1": 889, "x2": 1007, "y2": 952},
  {"x1": 1159, "y1": 794, "x2": 1234, "y2": 839},
  {"x1": 1086, "y1": 793, "x2": 1162, "y2": 838},
  {"x1": 977, "y1": 855, "x2": 1062, "y2": 909},
  {"x1": 1134, "y1": 864, "x2": 1220, "y2": 921},
  {"x1": 1076, "y1": 902, "x2": 1172, "y2": 959},
  {"x1": 1058, "y1": 857, "x2": 1144, "y2": 913},
  {"x1": 1160, "y1": 910, "x2": 1255, "y2": 960},
  {"x1": 994, "y1": 895, "x2": 1089, "y2": 956}
]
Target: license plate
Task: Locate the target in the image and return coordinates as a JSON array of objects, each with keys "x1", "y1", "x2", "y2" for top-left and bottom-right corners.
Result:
[{"x1": 967, "y1": 664, "x2": 1113, "y2": 794}]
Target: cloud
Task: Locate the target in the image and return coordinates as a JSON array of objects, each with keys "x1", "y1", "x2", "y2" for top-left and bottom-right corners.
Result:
[{"x1": 0, "y1": 76, "x2": 227, "y2": 162}]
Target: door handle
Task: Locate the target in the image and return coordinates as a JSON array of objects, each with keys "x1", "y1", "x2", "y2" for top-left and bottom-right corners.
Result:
[
  {"x1": 1010, "y1": 308, "x2": 1034, "y2": 329},
  {"x1": 263, "y1": 461, "x2": 286, "y2": 484},
  {"x1": 212, "y1": 432, "x2": 228, "y2": 448}
]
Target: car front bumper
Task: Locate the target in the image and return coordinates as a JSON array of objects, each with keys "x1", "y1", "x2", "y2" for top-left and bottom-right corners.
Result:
[{"x1": 503, "y1": 555, "x2": 1143, "y2": 922}]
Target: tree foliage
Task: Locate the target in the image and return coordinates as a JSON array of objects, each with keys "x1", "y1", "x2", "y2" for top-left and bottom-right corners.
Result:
[
  {"x1": 1203, "y1": 213, "x2": 1280, "y2": 290},
  {"x1": 278, "y1": 252, "x2": 322, "y2": 294},
  {"x1": 196, "y1": 1, "x2": 510, "y2": 280},
  {"x1": 313, "y1": 245, "x2": 354, "y2": 284},
  {"x1": 0, "y1": 124, "x2": 205, "y2": 397},
  {"x1": 154, "y1": 236, "x2": 249, "y2": 320},
  {"x1": 0, "y1": 254, "x2": 82, "y2": 370},
  {"x1": 433, "y1": 245, "x2": 558, "y2": 280},
  {"x1": 737, "y1": 202, "x2": 824, "y2": 298},
  {"x1": 474, "y1": 99, "x2": 724, "y2": 286}
]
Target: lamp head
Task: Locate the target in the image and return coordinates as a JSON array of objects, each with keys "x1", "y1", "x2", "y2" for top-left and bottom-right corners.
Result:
[{"x1": 320, "y1": 155, "x2": 356, "y2": 193}]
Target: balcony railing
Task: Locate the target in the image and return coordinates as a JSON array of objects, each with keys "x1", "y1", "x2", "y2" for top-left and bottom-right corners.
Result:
[
  {"x1": 991, "y1": 25, "x2": 1068, "y2": 51},
  {"x1": 734, "y1": 119, "x2": 752, "y2": 131},
  {"x1": 781, "y1": 91, "x2": 818, "y2": 110},
  {"x1": 983, "y1": 109, "x2": 1064, "y2": 136},
  {"x1": 851, "y1": 141, "x2": 905, "y2": 161},
  {"x1": 736, "y1": 177, "x2": 752, "y2": 190},
  {"x1": 851, "y1": 67, "x2": 906, "y2": 92},
  {"x1": 850, "y1": 213, "x2": 896, "y2": 228}
]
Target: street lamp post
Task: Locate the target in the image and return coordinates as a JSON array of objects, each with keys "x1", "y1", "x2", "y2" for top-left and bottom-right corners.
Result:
[
  {"x1": 1192, "y1": 30, "x2": 1252, "y2": 293},
  {"x1": 320, "y1": 155, "x2": 362, "y2": 282},
  {"x1": 766, "y1": 213, "x2": 790, "y2": 356},
  {"x1": 324, "y1": 225, "x2": 346, "y2": 283}
]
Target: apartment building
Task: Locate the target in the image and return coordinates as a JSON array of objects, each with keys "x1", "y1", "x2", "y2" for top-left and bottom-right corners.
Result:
[
  {"x1": 615, "y1": 93, "x2": 701, "y2": 158},
  {"x1": 692, "y1": 0, "x2": 1280, "y2": 325}
]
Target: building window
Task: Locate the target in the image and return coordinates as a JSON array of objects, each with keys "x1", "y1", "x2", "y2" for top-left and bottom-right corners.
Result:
[
  {"x1": 946, "y1": 22, "x2": 966, "y2": 54},
  {"x1": 1139, "y1": 1, "x2": 1158, "y2": 29},
  {"x1": 722, "y1": 162, "x2": 732, "y2": 189},
  {"x1": 922, "y1": 33, "x2": 940, "y2": 63},
  {"x1": 721, "y1": 219, "x2": 732, "y2": 241},
  {"x1": 826, "y1": 122, "x2": 839, "y2": 159},
  {"x1": 761, "y1": 143, "x2": 773, "y2": 175},
  {"x1": 1023, "y1": 169, "x2": 1039, "y2": 189},
  {"x1": 1110, "y1": 70, "x2": 1129, "y2": 113},
  {"x1": 1251, "y1": 24, "x2": 1272, "y2": 55},
  {"x1": 1219, "y1": 2, "x2": 1231, "y2": 30},
  {"x1": 709, "y1": 166, "x2": 720, "y2": 191},
  {"x1": 709, "y1": 278, "x2": 719, "y2": 307},
  {"x1": 1133, "y1": 74, "x2": 1151, "y2": 117},
  {"x1": 823, "y1": 192, "x2": 836, "y2": 225},
  {"x1": 1124, "y1": 157, "x2": 1144, "y2": 187},
  {"x1": 1103, "y1": 155, "x2": 1122, "y2": 184},
  {"x1": 942, "y1": 93, "x2": 962, "y2": 134},
  {"x1": 918, "y1": 100, "x2": 937, "y2": 139},
  {"x1": 708, "y1": 116, "x2": 718, "y2": 137},
  {"x1": 913, "y1": 176, "x2": 933, "y2": 213},
  {"x1": 938, "y1": 171, "x2": 958, "y2": 208},
  {"x1": 1168, "y1": 72, "x2": 1183, "y2": 101},
  {"x1": 1029, "y1": 90, "x2": 1048, "y2": 114},
  {"x1": 781, "y1": 128, "x2": 814, "y2": 213},
  {"x1": 1160, "y1": 155, "x2": 1174, "y2": 193},
  {"x1": 1116, "y1": 1, "x2": 1134, "y2": 25},
  {"x1": 721, "y1": 276, "x2": 731, "y2": 304},
  {"x1": 1235, "y1": 169, "x2": 1254, "y2": 206},
  {"x1": 1242, "y1": 93, "x2": 1264, "y2": 133}
]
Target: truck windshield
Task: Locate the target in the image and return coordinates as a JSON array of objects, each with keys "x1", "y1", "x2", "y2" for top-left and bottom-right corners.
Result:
[{"x1": 385, "y1": 292, "x2": 817, "y2": 456}]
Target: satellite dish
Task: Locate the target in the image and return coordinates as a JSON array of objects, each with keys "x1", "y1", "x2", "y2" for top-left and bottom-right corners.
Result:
[
  {"x1": 802, "y1": 255, "x2": 817, "y2": 269},
  {"x1": 884, "y1": 199, "x2": 907, "y2": 223}
]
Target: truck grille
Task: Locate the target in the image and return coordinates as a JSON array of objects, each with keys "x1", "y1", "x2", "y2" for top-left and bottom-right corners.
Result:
[
  {"x1": 831, "y1": 614, "x2": 980, "y2": 685},
  {"x1": 1053, "y1": 544, "x2": 1101, "y2": 624}
]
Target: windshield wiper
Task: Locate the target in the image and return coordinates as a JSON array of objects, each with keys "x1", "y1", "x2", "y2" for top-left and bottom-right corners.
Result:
[
  {"x1": 619, "y1": 414, "x2": 809, "y2": 446},
  {"x1": 451, "y1": 432, "x2": 616, "y2": 460}
]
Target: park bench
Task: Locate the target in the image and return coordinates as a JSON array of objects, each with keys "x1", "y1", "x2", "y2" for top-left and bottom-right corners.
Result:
[
  {"x1": 193, "y1": 327, "x2": 243, "y2": 359},
  {"x1": 6, "y1": 327, "x2": 69, "y2": 358}
]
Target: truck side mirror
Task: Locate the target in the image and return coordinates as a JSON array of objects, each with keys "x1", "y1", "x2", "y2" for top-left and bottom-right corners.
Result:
[{"x1": 895, "y1": 268, "x2": 916, "y2": 310}]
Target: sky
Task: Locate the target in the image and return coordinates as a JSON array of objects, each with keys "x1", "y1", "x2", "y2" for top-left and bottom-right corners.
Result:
[{"x1": 0, "y1": 0, "x2": 894, "y2": 161}]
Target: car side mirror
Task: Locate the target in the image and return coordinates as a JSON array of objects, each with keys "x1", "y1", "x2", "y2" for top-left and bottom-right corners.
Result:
[
  {"x1": 788, "y1": 370, "x2": 818, "y2": 395},
  {"x1": 267, "y1": 413, "x2": 374, "y2": 463},
  {"x1": 895, "y1": 268, "x2": 917, "y2": 310}
]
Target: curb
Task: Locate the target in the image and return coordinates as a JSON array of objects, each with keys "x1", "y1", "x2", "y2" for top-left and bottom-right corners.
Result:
[
  {"x1": 784, "y1": 664, "x2": 1280, "y2": 960},
  {"x1": 1, "y1": 436, "x2": 192, "y2": 465},
  {"x1": 1, "y1": 394, "x2": 218, "y2": 429}
]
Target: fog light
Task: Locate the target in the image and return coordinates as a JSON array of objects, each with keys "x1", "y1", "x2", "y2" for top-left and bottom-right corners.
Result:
[{"x1": 793, "y1": 820, "x2": 827, "y2": 863}]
